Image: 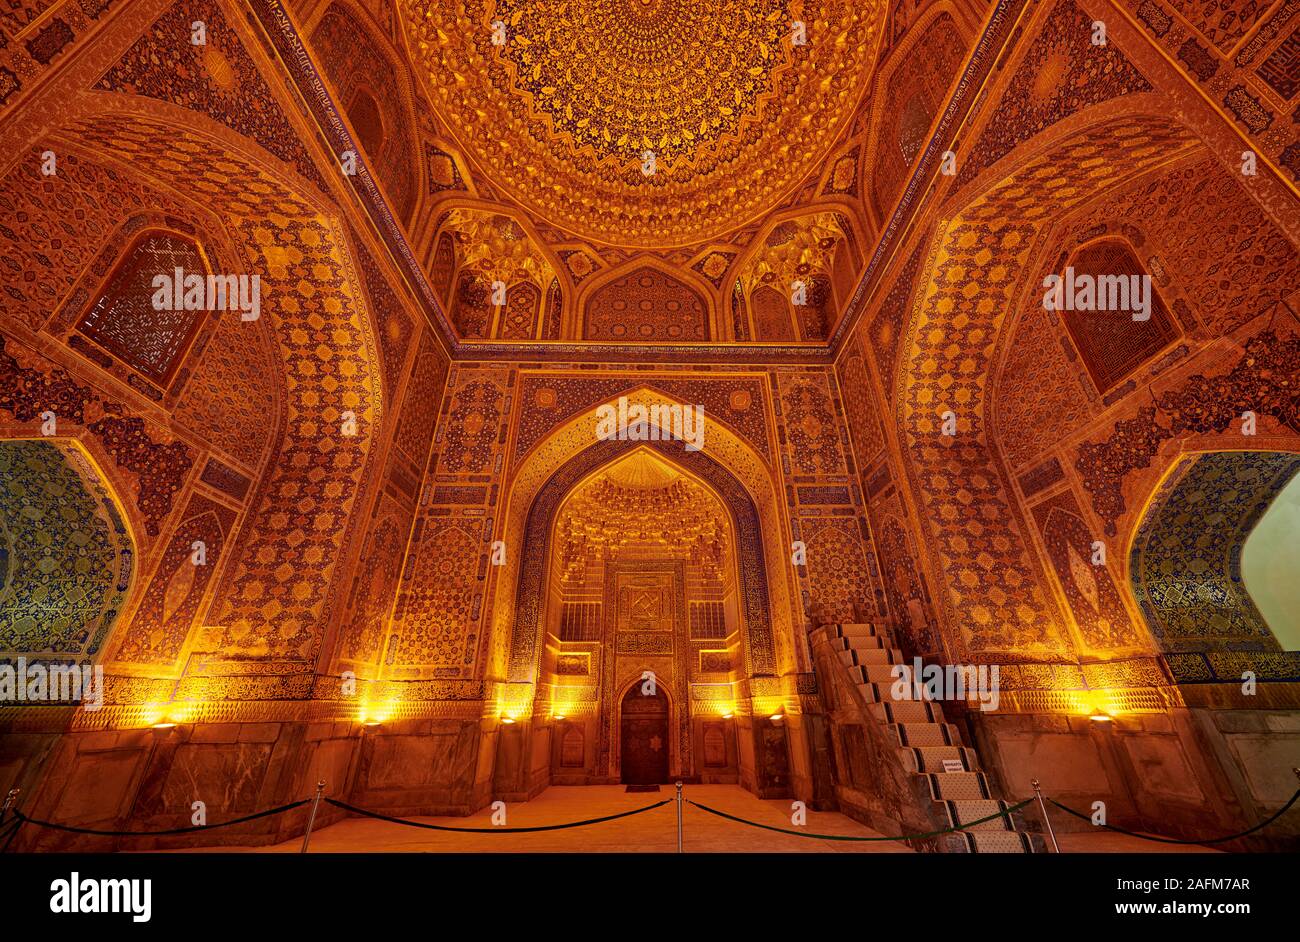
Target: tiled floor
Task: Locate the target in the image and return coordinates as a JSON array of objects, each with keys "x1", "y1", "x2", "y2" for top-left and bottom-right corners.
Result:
[{"x1": 204, "y1": 785, "x2": 915, "y2": 853}]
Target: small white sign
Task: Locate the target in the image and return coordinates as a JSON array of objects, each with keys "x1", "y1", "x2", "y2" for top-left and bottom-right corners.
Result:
[{"x1": 941, "y1": 758, "x2": 965, "y2": 774}]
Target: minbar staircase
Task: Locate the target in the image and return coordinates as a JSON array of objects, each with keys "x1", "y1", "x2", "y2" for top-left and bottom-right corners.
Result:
[{"x1": 813, "y1": 621, "x2": 1046, "y2": 853}]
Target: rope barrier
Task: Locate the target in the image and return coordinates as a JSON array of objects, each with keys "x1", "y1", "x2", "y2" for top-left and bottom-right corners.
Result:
[
  {"x1": 323, "y1": 796, "x2": 671, "y2": 833},
  {"x1": 684, "y1": 796, "x2": 1036, "y2": 842},
  {"x1": 9, "y1": 798, "x2": 312, "y2": 837},
  {"x1": 0, "y1": 818, "x2": 20, "y2": 852},
  {"x1": 4, "y1": 786, "x2": 1295, "y2": 848},
  {"x1": 1047, "y1": 787, "x2": 1300, "y2": 845}
]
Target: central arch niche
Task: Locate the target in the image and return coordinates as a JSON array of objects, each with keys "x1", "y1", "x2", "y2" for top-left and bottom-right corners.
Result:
[
  {"x1": 545, "y1": 449, "x2": 739, "y2": 782},
  {"x1": 509, "y1": 439, "x2": 778, "y2": 783}
]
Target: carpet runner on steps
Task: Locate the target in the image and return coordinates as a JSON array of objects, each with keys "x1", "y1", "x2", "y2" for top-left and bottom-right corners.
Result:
[{"x1": 819, "y1": 621, "x2": 1044, "y2": 853}]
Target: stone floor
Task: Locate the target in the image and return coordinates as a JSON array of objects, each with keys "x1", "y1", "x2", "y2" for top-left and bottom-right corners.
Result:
[
  {"x1": 203, "y1": 785, "x2": 915, "y2": 853},
  {"x1": 1054, "y1": 830, "x2": 1222, "y2": 853},
  {"x1": 175, "y1": 784, "x2": 1219, "y2": 854}
]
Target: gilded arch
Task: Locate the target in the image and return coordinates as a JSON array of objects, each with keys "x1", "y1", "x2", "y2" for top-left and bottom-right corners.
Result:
[
  {"x1": 507, "y1": 438, "x2": 776, "y2": 684},
  {"x1": 895, "y1": 113, "x2": 1202, "y2": 661},
  {"x1": 490, "y1": 386, "x2": 802, "y2": 716},
  {"x1": 29, "y1": 102, "x2": 387, "y2": 671}
]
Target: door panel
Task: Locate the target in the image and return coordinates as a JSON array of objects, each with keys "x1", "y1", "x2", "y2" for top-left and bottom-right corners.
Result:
[{"x1": 620, "y1": 687, "x2": 669, "y2": 784}]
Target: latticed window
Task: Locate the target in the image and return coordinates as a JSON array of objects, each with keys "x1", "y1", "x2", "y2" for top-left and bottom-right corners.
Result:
[
  {"x1": 347, "y1": 86, "x2": 385, "y2": 158},
  {"x1": 689, "y1": 601, "x2": 727, "y2": 639},
  {"x1": 1057, "y1": 239, "x2": 1178, "y2": 393},
  {"x1": 76, "y1": 230, "x2": 210, "y2": 386},
  {"x1": 559, "y1": 602, "x2": 601, "y2": 641}
]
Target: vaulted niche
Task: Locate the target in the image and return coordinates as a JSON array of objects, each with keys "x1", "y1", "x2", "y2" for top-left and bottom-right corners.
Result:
[
  {"x1": 1130, "y1": 451, "x2": 1300, "y2": 659},
  {"x1": 0, "y1": 440, "x2": 134, "y2": 672},
  {"x1": 541, "y1": 448, "x2": 742, "y2": 783}
]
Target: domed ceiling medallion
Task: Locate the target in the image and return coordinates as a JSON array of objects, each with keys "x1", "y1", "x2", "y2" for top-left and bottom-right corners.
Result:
[{"x1": 402, "y1": 0, "x2": 882, "y2": 248}]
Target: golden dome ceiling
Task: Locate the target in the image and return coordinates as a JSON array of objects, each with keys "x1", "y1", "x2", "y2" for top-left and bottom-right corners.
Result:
[{"x1": 403, "y1": 0, "x2": 882, "y2": 247}]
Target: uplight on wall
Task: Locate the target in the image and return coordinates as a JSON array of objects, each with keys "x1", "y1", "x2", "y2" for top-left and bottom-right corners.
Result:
[
  {"x1": 358, "y1": 699, "x2": 395, "y2": 727},
  {"x1": 143, "y1": 700, "x2": 191, "y2": 729},
  {"x1": 1066, "y1": 688, "x2": 1126, "y2": 722}
]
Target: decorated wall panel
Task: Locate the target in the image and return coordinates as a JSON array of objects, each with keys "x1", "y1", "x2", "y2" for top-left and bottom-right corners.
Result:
[
  {"x1": 309, "y1": 1, "x2": 418, "y2": 220},
  {"x1": 584, "y1": 267, "x2": 710, "y2": 343},
  {"x1": 1029, "y1": 488, "x2": 1143, "y2": 656},
  {"x1": 1076, "y1": 330, "x2": 1300, "y2": 537},
  {"x1": 954, "y1": 0, "x2": 1153, "y2": 188},
  {"x1": 113, "y1": 494, "x2": 236, "y2": 666},
  {"x1": 96, "y1": 0, "x2": 327, "y2": 192},
  {"x1": 1132, "y1": 0, "x2": 1300, "y2": 182},
  {"x1": 869, "y1": 10, "x2": 967, "y2": 222},
  {"x1": 337, "y1": 494, "x2": 414, "y2": 667}
]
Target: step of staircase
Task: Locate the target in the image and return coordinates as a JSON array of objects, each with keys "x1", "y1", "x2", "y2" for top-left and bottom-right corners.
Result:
[
  {"x1": 898, "y1": 745, "x2": 977, "y2": 773},
  {"x1": 869, "y1": 700, "x2": 945, "y2": 723},
  {"x1": 822, "y1": 622, "x2": 1042, "y2": 853},
  {"x1": 836, "y1": 646, "x2": 900, "y2": 667}
]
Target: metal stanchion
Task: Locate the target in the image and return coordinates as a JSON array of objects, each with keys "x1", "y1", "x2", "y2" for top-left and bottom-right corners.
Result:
[
  {"x1": 1032, "y1": 779, "x2": 1060, "y2": 853},
  {"x1": 300, "y1": 780, "x2": 325, "y2": 854},
  {"x1": 675, "y1": 781, "x2": 683, "y2": 853},
  {"x1": 0, "y1": 788, "x2": 22, "y2": 853},
  {"x1": 0, "y1": 788, "x2": 18, "y2": 826}
]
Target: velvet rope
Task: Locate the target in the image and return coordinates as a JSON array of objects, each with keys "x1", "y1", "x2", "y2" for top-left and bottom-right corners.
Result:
[
  {"x1": 10, "y1": 798, "x2": 312, "y2": 837},
  {"x1": 322, "y1": 796, "x2": 671, "y2": 833},
  {"x1": 684, "y1": 796, "x2": 1036, "y2": 842},
  {"x1": 1047, "y1": 787, "x2": 1300, "y2": 845}
]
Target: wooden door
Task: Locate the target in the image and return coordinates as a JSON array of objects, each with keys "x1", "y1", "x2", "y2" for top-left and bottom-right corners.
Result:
[{"x1": 619, "y1": 685, "x2": 669, "y2": 784}]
